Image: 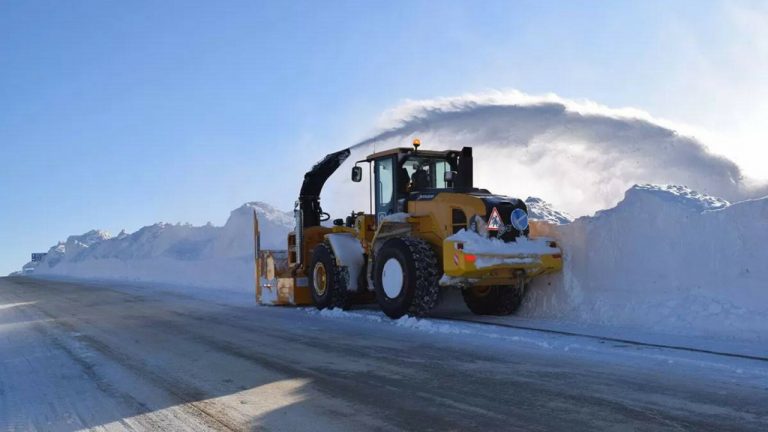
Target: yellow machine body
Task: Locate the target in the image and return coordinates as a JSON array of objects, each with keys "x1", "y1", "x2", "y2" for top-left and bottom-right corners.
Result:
[
  {"x1": 254, "y1": 143, "x2": 563, "y2": 307},
  {"x1": 255, "y1": 204, "x2": 562, "y2": 305}
]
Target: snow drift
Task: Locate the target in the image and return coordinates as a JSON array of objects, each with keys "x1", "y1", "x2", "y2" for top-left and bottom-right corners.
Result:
[
  {"x1": 29, "y1": 202, "x2": 293, "y2": 293},
  {"x1": 523, "y1": 184, "x2": 768, "y2": 342}
]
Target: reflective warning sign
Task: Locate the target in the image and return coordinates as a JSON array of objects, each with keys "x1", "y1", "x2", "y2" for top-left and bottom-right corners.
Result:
[{"x1": 487, "y1": 207, "x2": 503, "y2": 231}]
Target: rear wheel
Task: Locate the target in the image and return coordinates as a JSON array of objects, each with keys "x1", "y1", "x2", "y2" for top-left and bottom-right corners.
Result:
[
  {"x1": 374, "y1": 237, "x2": 440, "y2": 319},
  {"x1": 308, "y1": 243, "x2": 350, "y2": 310},
  {"x1": 462, "y1": 282, "x2": 526, "y2": 316}
]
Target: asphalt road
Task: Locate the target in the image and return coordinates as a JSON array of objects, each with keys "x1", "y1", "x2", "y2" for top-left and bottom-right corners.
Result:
[{"x1": 1, "y1": 277, "x2": 766, "y2": 431}]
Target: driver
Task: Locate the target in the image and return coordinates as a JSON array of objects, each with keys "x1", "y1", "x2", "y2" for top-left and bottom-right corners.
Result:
[{"x1": 411, "y1": 163, "x2": 430, "y2": 190}]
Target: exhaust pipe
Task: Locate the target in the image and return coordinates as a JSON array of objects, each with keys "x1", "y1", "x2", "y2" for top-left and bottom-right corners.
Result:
[{"x1": 457, "y1": 146, "x2": 473, "y2": 190}]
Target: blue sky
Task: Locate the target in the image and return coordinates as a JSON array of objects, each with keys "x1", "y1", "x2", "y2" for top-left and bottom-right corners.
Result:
[{"x1": 1, "y1": 0, "x2": 767, "y2": 275}]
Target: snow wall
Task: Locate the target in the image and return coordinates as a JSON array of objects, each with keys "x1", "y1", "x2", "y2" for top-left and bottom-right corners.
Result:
[
  {"x1": 28, "y1": 202, "x2": 293, "y2": 293},
  {"x1": 523, "y1": 185, "x2": 768, "y2": 342}
]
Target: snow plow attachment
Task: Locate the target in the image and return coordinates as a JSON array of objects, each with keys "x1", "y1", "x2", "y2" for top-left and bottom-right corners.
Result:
[
  {"x1": 255, "y1": 249, "x2": 314, "y2": 306},
  {"x1": 441, "y1": 229, "x2": 562, "y2": 285}
]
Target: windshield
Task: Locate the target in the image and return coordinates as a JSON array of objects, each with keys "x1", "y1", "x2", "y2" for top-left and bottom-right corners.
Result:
[{"x1": 402, "y1": 156, "x2": 453, "y2": 190}]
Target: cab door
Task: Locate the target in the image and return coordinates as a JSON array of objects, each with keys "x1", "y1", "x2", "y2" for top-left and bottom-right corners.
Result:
[{"x1": 374, "y1": 156, "x2": 396, "y2": 223}]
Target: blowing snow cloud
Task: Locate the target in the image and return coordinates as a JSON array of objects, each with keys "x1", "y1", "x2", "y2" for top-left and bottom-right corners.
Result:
[{"x1": 332, "y1": 91, "x2": 767, "y2": 217}]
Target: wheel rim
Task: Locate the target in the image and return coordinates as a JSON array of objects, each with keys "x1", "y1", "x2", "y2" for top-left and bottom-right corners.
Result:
[
  {"x1": 381, "y1": 258, "x2": 404, "y2": 299},
  {"x1": 313, "y1": 262, "x2": 327, "y2": 296}
]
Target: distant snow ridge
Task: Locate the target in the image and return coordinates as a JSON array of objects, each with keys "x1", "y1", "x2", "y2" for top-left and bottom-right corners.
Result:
[
  {"x1": 28, "y1": 202, "x2": 293, "y2": 292},
  {"x1": 625, "y1": 184, "x2": 730, "y2": 211},
  {"x1": 525, "y1": 197, "x2": 572, "y2": 224},
  {"x1": 522, "y1": 184, "x2": 768, "y2": 342}
]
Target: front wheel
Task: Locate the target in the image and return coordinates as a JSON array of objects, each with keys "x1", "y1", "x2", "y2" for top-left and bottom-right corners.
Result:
[
  {"x1": 462, "y1": 282, "x2": 526, "y2": 316},
  {"x1": 373, "y1": 237, "x2": 440, "y2": 319},
  {"x1": 308, "y1": 244, "x2": 350, "y2": 310}
]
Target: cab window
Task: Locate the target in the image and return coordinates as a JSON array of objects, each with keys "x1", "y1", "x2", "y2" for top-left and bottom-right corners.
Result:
[
  {"x1": 402, "y1": 158, "x2": 452, "y2": 190},
  {"x1": 374, "y1": 157, "x2": 395, "y2": 220},
  {"x1": 433, "y1": 160, "x2": 449, "y2": 188}
]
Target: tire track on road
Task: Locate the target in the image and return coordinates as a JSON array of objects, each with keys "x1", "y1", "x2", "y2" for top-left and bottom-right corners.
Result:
[{"x1": 18, "y1": 298, "x2": 242, "y2": 432}]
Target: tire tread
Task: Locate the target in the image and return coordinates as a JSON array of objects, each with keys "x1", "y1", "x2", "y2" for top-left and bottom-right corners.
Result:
[
  {"x1": 401, "y1": 237, "x2": 440, "y2": 317},
  {"x1": 310, "y1": 243, "x2": 351, "y2": 310}
]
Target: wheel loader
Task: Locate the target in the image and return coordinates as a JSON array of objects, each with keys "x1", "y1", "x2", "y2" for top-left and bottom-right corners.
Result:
[{"x1": 254, "y1": 139, "x2": 562, "y2": 318}]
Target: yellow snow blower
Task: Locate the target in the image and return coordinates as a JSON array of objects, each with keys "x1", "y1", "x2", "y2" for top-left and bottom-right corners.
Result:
[{"x1": 255, "y1": 140, "x2": 562, "y2": 318}]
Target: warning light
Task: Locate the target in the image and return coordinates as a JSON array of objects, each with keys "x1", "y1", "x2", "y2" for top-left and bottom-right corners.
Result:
[
  {"x1": 465, "y1": 254, "x2": 477, "y2": 263},
  {"x1": 413, "y1": 138, "x2": 421, "y2": 149}
]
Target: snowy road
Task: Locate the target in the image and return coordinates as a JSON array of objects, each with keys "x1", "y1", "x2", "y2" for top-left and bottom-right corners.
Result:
[{"x1": 1, "y1": 277, "x2": 766, "y2": 431}]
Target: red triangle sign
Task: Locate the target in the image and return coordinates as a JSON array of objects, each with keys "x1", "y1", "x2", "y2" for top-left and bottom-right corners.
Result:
[{"x1": 487, "y1": 207, "x2": 503, "y2": 231}]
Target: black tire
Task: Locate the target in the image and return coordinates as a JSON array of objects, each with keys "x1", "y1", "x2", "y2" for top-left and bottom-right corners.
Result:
[
  {"x1": 462, "y1": 284, "x2": 526, "y2": 316},
  {"x1": 373, "y1": 237, "x2": 440, "y2": 319},
  {"x1": 308, "y1": 243, "x2": 350, "y2": 310}
]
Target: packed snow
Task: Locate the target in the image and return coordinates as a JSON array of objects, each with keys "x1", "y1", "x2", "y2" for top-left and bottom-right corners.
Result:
[{"x1": 446, "y1": 229, "x2": 560, "y2": 267}]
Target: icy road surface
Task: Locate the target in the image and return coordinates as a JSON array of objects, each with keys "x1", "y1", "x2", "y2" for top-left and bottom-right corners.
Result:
[{"x1": 1, "y1": 277, "x2": 766, "y2": 431}]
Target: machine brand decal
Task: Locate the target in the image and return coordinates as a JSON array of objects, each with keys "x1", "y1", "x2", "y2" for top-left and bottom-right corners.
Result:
[
  {"x1": 487, "y1": 207, "x2": 503, "y2": 231},
  {"x1": 510, "y1": 208, "x2": 529, "y2": 231}
]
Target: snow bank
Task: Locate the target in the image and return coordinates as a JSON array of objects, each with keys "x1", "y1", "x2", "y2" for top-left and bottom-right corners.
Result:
[
  {"x1": 522, "y1": 185, "x2": 768, "y2": 342},
  {"x1": 16, "y1": 185, "x2": 766, "y2": 345},
  {"x1": 28, "y1": 202, "x2": 292, "y2": 293}
]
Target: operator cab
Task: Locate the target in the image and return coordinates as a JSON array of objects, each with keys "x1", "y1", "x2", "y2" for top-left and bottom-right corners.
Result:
[{"x1": 352, "y1": 140, "x2": 475, "y2": 223}]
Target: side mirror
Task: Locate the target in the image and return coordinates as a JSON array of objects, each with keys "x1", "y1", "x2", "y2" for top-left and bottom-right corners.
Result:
[
  {"x1": 444, "y1": 170, "x2": 457, "y2": 183},
  {"x1": 351, "y1": 166, "x2": 363, "y2": 182}
]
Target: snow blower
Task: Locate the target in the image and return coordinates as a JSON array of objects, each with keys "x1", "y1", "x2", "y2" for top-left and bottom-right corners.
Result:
[{"x1": 255, "y1": 139, "x2": 562, "y2": 318}]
